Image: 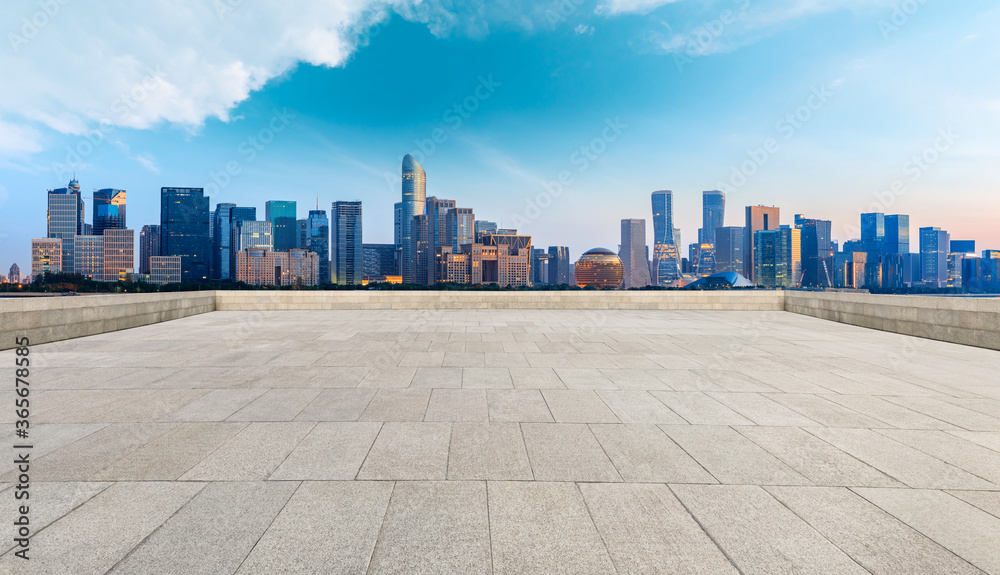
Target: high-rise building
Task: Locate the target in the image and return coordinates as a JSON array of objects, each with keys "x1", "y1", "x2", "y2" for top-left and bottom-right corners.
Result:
[
  {"x1": 47, "y1": 179, "x2": 84, "y2": 239},
  {"x1": 211, "y1": 203, "x2": 236, "y2": 280},
  {"x1": 920, "y1": 227, "x2": 950, "y2": 287},
  {"x1": 950, "y1": 240, "x2": 976, "y2": 254},
  {"x1": 690, "y1": 243, "x2": 716, "y2": 277},
  {"x1": 31, "y1": 238, "x2": 62, "y2": 279},
  {"x1": 714, "y1": 227, "x2": 745, "y2": 275},
  {"x1": 409, "y1": 214, "x2": 432, "y2": 286},
  {"x1": 446, "y1": 208, "x2": 475, "y2": 252},
  {"x1": 860, "y1": 212, "x2": 886, "y2": 287},
  {"x1": 795, "y1": 217, "x2": 833, "y2": 288},
  {"x1": 233, "y1": 220, "x2": 273, "y2": 252},
  {"x1": 8, "y1": 263, "x2": 21, "y2": 284},
  {"x1": 620, "y1": 219, "x2": 651, "y2": 288},
  {"x1": 297, "y1": 219, "x2": 307, "y2": 249},
  {"x1": 305, "y1": 210, "x2": 330, "y2": 283},
  {"x1": 699, "y1": 190, "x2": 725, "y2": 245},
  {"x1": 753, "y1": 226, "x2": 794, "y2": 288},
  {"x1": 475, "y1": 220, "x2": 498, "y2": 242},
  {"x1": 265, "y1": 201, "x2": 297, "y2": 251},
  {"x1": 60, "y1": 237, "x2": 75, "y2": 274},
  {"x1": 74, "y1": 235, "x2": 103, "y2": 280},
  {"x1": 149, "y1": 256, "x2": 182, "y2": 285},
  {"x1": 651, "y1": 190, "x2": 680, "y2": 285},
  {"x1": 237, "y1": 248, "x2": 315, "y2": 286},
  {"x1": 744, "y1": 205, "x2": 780, "y2": 281},
  {"x1": 885, "y1": 214, "x2": 909, "y2": 254},
  {"x1": 139, "y1": 225, "x2": 161, "y2": 275},
  {"x1": 531, "y1": 248, "x2": 550, "y2": 286},
  {"x1": 93, "y1": 189, "x2": 126, "y2": 236},
  {"x1": 399, "y1": 154, "x2": 427, "y2": 283},
  {"x1": 287, "y1": 249, "x2": 321, "y2": 286},
  {"x1": 102, "y1": 229, "x2": 134, "y2": 282},
  {"x1": 439, "y1": 233, "x2": 532, "y2": 287},
  {"x1": 547, "y1": 246, "x2": 570, "y2": 285},
  {"x1": 161, "y1": 187, "x2": 210, "y2": 282},
  {"x1": 363, "y1": 244, "x2": 397, "y2": 280},
  {"x1": 426, "y1": 197, "x2": 456, "y2": 250},
  {"x1": 332, "y1": 201, "x2": 363, "y2": 285}
]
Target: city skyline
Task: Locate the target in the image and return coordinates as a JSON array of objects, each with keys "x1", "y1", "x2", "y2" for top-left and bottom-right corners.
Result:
[{"x1": 2, "y1": 2, "x2": 999, "y2": 271}]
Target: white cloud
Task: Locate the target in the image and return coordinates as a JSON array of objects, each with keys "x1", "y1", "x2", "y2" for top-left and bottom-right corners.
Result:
[
  {"x1": 596, "y1": 0, "x2": 681, "y2": 16},
  {"x1": 575, "y1": 24, "x2": 595, "y2": 35}
]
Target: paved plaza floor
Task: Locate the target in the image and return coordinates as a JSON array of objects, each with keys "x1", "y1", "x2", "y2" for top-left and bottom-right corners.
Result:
[{"x1": 2, "y1": 308, "x2": 1000, "y2": 574}]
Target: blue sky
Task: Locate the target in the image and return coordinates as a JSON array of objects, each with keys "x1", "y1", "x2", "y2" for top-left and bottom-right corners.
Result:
[{"x1": 2, "y1": 0, "x2": 999, "y2": 272}]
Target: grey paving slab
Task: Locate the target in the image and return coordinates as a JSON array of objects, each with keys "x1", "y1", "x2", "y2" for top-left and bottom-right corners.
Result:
[
  {"x1": 764, "y1": 393, "x2": 889, "y2": 428},
  {"x1": 590, "y1": 424, "x2": 716, "y2": 484},
  {"x1": 235, "y1": 481, "x2": 394, "y2": 575},
  {"x1": 0, "y1": 423, "x2": 106, "y2": 474},
  {"x1": 179, "y1": 422, "x2": 315, "y2": 481},
  {"x1": 541, "y1": 390, "x2": 620, "y2": 423},
  {"x1": 359, "y1": 388, "x2": 431, "y2": 421},
  {"x1": 649, "y1": 391, "x2": 754, "y2": 425},
  {"x1": 521, "y1": 423, "x2": 622, "y2": 482},
  {"x1": 947, "y1": 490, "x2": 1000, "y2": 519},
  {"x1": 580, "y1": 483, "x2": 739, "y2": 575},
  {"x1": 855, "y1": 488, "x2": 1000, "y2": 575},
  {"x1": 368, "y1": 481, "x2": 491, "y2": 575},
  {"x1": 0, "y1": 482, "x2": 111, "y2": 555},
  {"x1": 294, "y1": 388, "x2": 375, "y2": 421},
  {"x1": 448, "y1": 422, "x2": 533, "y2": 480},
  {"x1": 945, "y1": 430, "x2": 1000, "y2": 453},
  {"x1": 661, "y1": 425, "x2": 810, "y2": 485},
  {"x1": 706, "y1": 392, "x2": 821, "y2": 426},
  {"x1": 487, "y1": 389, "x2": 554, "y2": 422},
  {"x1": 0, "y1": 482, "x2": 203, "y2": 575},
  {"x1": 269, "y1": 422, "x2": 382, "y2": 480},
  {"x1": 672, "y1": 484, "x2": 870, "y2": 575},
  {"x1": 159, "y1": 388, "x2": 268, "y2": 422},
  {"x1": 227, "y1": 388, "x2": 322, "y2": 421},
  {"x1": 410, "y1": 366, "x2": 464, "y2": 388},
  {"x1": 358, "y1": 366, "x2": 417, "y2": 388},
  {"x1": 488, "y1": 481, "x2": 618, "y2": 575},
  {"x1": 110, "y1": 481, "x2": 298, "y2": 575},
  {"x1": 508, "y1": 367, "x2": 566, "y2": 389},
  {"x1": 767, "y1": 486, "x2": 983, "y2": 575},
  {"x1": 881, "y1": 396, "x2": 1000, "y2": 431},
  {"x1": 554, "y1": 368, "x2": 616, "y2": 389},
  {"x1": 822, "y1": 393, "x2": 960, "y2": 430},
  {"x1": 877, "y1": 429, "x2": 1000, "y2": 486},
  {"x1": 807, "y1": 428, "x2": 996, "y2": 490},
  {"x1": 357, "y1": 422, "x2": 452, "y2": 480},
  {"x1": 596, "y1": 390, "x2": 687, "y2": 423},
  {"x1": 462, "y1": 367, "x2": 514, "y2": 388},
  {"x1": 307, "y1": 366, "x2": 371, "y2": 387},
  {"x1": 92, "y1": 422, "x2": 248, "y2": 481},
  {"x1": 425, "y1": 389, "x2": 490, "y2": 421}
]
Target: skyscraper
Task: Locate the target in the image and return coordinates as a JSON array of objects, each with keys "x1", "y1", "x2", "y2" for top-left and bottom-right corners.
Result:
[
  {"x1": 102, "y1": 229, "x2": 134, "y2": 282},
  {"x1": 475, "y1": 220, "x2": 498, "y2": 242},
  {"x1": 753, "y1": 226, "x2": 794, "y2": 288},
  {"x1": 306, "y1": 209, "x2": 330, "y2": 283},
  {"x1": 861, "y1": 212, "x2": 886, "y2": 287},
  {"x1": 530, "y1": 248, "x2": 550, "y2": 286},
  {"x1": 547, "y1": 246, "x2": 570, "y2": 285},
  {"x1": 651, "y1": 190, "x2": 680, "y2": 285},
  {"x1": 139, "y1": 225, "x2": 160, "y2": 275},
  {"x1": 399, "y1": 154, "x2": 427, "y2": 284},
  {"x1": 426, "y1": 197, "x2": 456, "y2": 250},
  {"x1": 93, "y1": 188, "x2": 126, "y2": 236},
  {"x1": 796, "y1": 217, "x2": 833, "y2": 288},
  {"x1": 74, "y1": 235, "x2": 103, "y2": 280},
  {"x1": 885, "y1": 214, "x2": 910, "y2": 254},
  {"x1": 446, "y1": 208, "x2": 475, "y2": 252},
  {"x1": 47, "y1": 179, "x2": 84, "y2": 239},
  {"x1": 919, "y1": 227, "x2": 950, "y2": 287},
  {"x1": 332, "y1": 201, "x2": 363, "y2": 285},
  {"x1": 744, "y1": 205, "x2": 780, "y2": 281},
  {"x1": 950, "y1": 240, "x2": 976, "y2": 254},
  {"x1": 714, "y1": 227, "x2": 745, "y2": 275},
  {"x1": 212, "y1": 203, "x2": 236, "y2": 280},
  {"x1": 699, "y1": 190, "x2": 725, "y2": 245},
  {"x1": 265, "y1": 200, "x2": 297, "y2": 251},
  {"x1": 620, "y1": 219, "x2": 651, "y2": 288},
  {"x1": 363, "y1": 244, "x2": 397, "y2": 280},
  {"x1": 160, "y1": 187, "x2": 210, "y2": 282},
  {"x1": 233, "y1": 220, "x2": 273, "y2": 252}
]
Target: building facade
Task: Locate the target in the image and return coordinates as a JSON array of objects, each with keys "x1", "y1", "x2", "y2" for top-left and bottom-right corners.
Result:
[
  {"x1": 139, "y1": 225, "x2": 161, "y2": 275},
  {"x1": 305, "y1": 209, "x2": 330, "y2": 283},
  {"x1": 796, "y1": 216, "x2": 833, "y2": 288},
  {"x1": 744, "y1": 205, "x2": 780, "y2": 282},
  {"x1": 620, "y1": 219, "x2": 651, "y2": 288},
  {"x1": 714, "y1": 227, "x2": 745, "y2": 275},
  {"x1": 699, "y1": 190, "x2": 725, "y2": 245},
  {"x1": 547, "y1": 246, "x2": 571, "y2": 285},
  {"x1": 265, "y1": 200, "x2": 297, "y2": 252},
  {"x1": 74, "y1": 235, "x2": 104, "y2": 279},
  {"x1": 160, "y1": 187, "x2": 210, "y2": 282},
  {"x1": 399, "y1": 155, "x2": 427, "y2": 283},
  {"x1": 332, "y1": 201, "x2": 363, "y2": 285},
  {"x1": 919, "y1": 226, "x2": 950, "y2": 287},
  {"x1": 93, "y1": 188, "x2": 126, "y2": 236},
  {"x1": 233, "y1": 220, "x2": 273, "y2": 253},
  {"x1": 575, "y1": 248, "x2": 624, "y2": 289},
  {"x1": 363, "y1": 244, "x2": 397, "y2": 280},
  {"x1": 102, "y1": 228, "x2": 134, "y2": 282},
  {"x1": 150, "y1": 256, "x2": 182, "y2": 285},
  {"x1": 651, "y1": 190, "x2": 680, "y2": 286},
  {"x1": 31, "y1": 238, "x2": 62, "y2": 278},
  {"x1": 47, "y1": 179, "x2": 84, "y2": 239}
]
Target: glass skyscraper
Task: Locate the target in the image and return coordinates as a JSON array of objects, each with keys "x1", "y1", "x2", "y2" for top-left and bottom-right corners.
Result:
[
  {"x1": 332, "y1": 201, "x2": 363, "y2": 285},
  {"x1": 919, "y1": 227, "x2": 950, "y2": 287},
  {"x1": 744, "y1": 205, "x2": 779, "y2": 281},
  {"x1": 547, "y1": 246, "x2": 570, "y2": 285},
  {"x1": 699, "y1": 190, "x2": 725, "y2": 245},
  {"x1": 266, "y1": 200, "x2": 297, "y2": 251},
  {"x1": 651, "y1": 190, "x2": 680, "y2": 285},
  {"x1": 796, "y1": 216, "x2": 833, "y2": 288},
  {"x1": 306, "y1": 209, "x2": 330, "y2": 283},
  {"x1": 139, "y1": 225, "x2": 161, "y2": 275},
  {"x1": 620, "y1": 218, "x2": 651, "y2": 288},
  {"x1": 885, "y1": 214, "x2": 909, "y2": 254},
  {"x1": 714, "y1": 227, "x2": 745, "y2": 275},
  {"x1": 160, "y1": 187, "x2": 210, "y2": 282},
  {"x1": 93, "y1": 188, "x2": 126, "y2": 236},
  {"x1": 47, "y1": 179, "x2": 84, "y2": 239},
  {"x1": 399, "y1": 154, "x2": 427, "y2": 283}
]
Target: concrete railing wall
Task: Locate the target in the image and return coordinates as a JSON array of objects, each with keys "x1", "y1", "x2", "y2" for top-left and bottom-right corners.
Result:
[
  {"x1": 0, "y1": 292, "x2": 215, "y2": 350},
  {"x1": 785, "y1": 291, "x2": 1000, "y2": 351},
  {"x1": 2, "y1": 290, "x2": 998, "y2": 352},
  {"x1": 213, "y1": 290, "x2": 786, "y2": 311}
]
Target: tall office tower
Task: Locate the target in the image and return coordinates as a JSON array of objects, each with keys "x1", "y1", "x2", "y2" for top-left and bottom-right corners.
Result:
[
  {"x1": 885, "y1": 214, "x2": 909, "y2": 254},
  {"x1": 796, "y1": 217, "x2": 833, "y2": 288},
  {"x1": 475, "y1": 220, "x2": 498, "y2": 242},
  {"x1": 363, "y1": 244, "x2": 397, "y2": 279},
  {"x1": 332, "y1": 201, "x2": 363, "y2": 285},
  {"x1": 92, "y1": 189, "x2": 126, "y2": 236},
  {"x1": 950, "y1": 240, "x2": 975, "y2": 254},
  {"x1": 699, "y1": 190, "x2": 725, "y2": 245},
  {"x1": 860, "y1": 212, "x2": 886, "y2": 287},
  {"x1": 548, "y1": 246, "x2": 570, "y2": 285},
  {"x1": 102, "y1": 229, "x2": 134, "y2": 282},
  {"x1": 714, "y1": 227, "x2": 745, "y2": 274},
  {"x1": 297, "y1": 219, "x2": 307, "y2": 249},
  {"x1": 8, "y1": 264, "x2": 21, "y2": 284},
  {"x1": 59, "y1": 237, "x2": 75, "y2": 274},
  {"x1": 31, "y1": 238, "x2": 62, "y2": 278},
  {"x1": 233, "y1": 220, "x2": 273, "y2": 252},
  {"x1": 786, "y1": 225, "x2": 801, "y2": 286},
  {"x1": 651, "y1": 190, "x2": 680, "y2": 285},
  {"x1": 265, "y1": 201, "x2": 297, "y2": 251},
  {"x1": 744, "y1": 205, "x2": 780, "y2": 281},
  {"x1": 753, "y1": 227, "x2": 794, "y2": 288},
  {"x1": 208, "y1": 210, "x2": 215, "y2": 242},
  {"x1": 920, "y1": 227, "x2": 950, "y2": 287},
  {"x1": 690, "y1": 244, "x2": 717, "y2": 276},
  {"x1": 139, "y1": 225, "x2": 160, "y2": 275},
  {"x1": 47, "y1": 179, "x2": 84, "y2": 238},
  {"x1": 531, "y1": 248, "x2": 550, "y2": 286},
  {"x1": 620, "y1": 219, "x2": 651, "y2": 288},
  {"x1": 74, "y1": 236, "x2": 103, "y2": 280},
  {"x1": 408, "y1": 214, "x2": 431, "y2": 285},
  {"x1": 306, "y1": 210, "x2": 330, "y2": 283},
  {"x1": 161, "y1": 187, "x2": 210, "y2": 282},
  {"x1": 426, "y1": 197, "x2": 456, "y2": 249},
  {"x1": 946, "y1": 253, "x2": 965, "y2": 288},
  {"x1": 212, "y1": 204, "x2": 236, "y2": 280},
  {"x1": 446, "y1": 208, "x2": 475, "y2": 251},
  {"x1": 399, "y1": 154, "x2": 427, "y2": 283}
]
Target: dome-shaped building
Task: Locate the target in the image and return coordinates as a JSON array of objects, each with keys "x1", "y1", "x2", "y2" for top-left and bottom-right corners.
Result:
[{"x1": 575, "y1": 248, "x2": 624, "y2": 289}]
